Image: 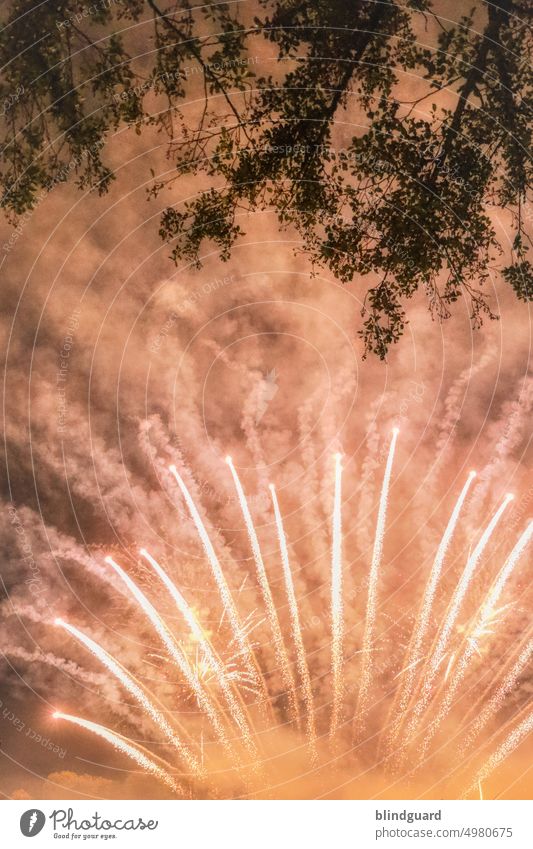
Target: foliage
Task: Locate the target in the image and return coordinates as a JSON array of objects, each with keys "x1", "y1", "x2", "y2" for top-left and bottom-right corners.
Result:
[{"x1": 1, "y1": 0, "x2": 532, "y2": 356}]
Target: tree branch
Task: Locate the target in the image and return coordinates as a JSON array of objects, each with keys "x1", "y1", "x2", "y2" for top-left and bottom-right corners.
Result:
[{"x1": 146, "y1": 0, "x2": 250, "y2": 139}]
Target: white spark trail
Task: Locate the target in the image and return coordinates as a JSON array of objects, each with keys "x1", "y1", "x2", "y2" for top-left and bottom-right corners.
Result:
[
  {"x1": 168, "y1": 464, "x2": 264, "y2": 698},
  {"x1": 226, "y1": 456, "x2": 300, "y2": 726},
  {"x1": 269, "y1": 483, "x2": 317, "y2": 760},
  {"x1": 139, "y1": 548, "x2": 258, "y2": 759},
  {"x1": 330, "y1": 453, "x2": 344, "y2": 740},
  {"x1": 387, "y1": 471, "x2": 476, "y2": 748},
  {"x1": 357, "y1": 428, "x2": 399, "y2": 725},
  {"x1": 473, "y1": 521, "x2": 533, "y2": 637},
  {"x1": 105, "y1": 556, "x2": 234, "y2": 758},
  {"x1": 464, "y1": 710, "x2": 533, "y2": 798},
  {"x1": 422, "y1": 521, "x2": 533, "y2": 752},
  {"x1": 55, "y1": 617, "x2": 201, "y2": 775},
  {"x1": 404, "y1": 492, "x2": 514, "y2": 749},
  {"x1": 52, "y1": 712, "x2": 181, "y2": 794},
  {"x1": 461, "y1": 639, "x2": 533, "y2": 753}
]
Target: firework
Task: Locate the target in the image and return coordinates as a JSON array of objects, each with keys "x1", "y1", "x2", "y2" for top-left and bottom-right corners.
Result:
[
  {"x1": 464, "y1": 710, "x2": 533, "y2": 799},
  {"x1": 401, "y1": 492, "x2": 514, "y2": 754},
  {"x1": 54, "y1": 618, "x2": 201, "y2": 775},
  {"x1": 269, "y1": 483, "x2": 317, "y2": 760},
  {"x1": 461, "y1": 638, "x2": 533, "y2": 754},
  {"x1": 386, "y1": 470, "x2": 476, "y2": 750},
  {"x1": 418, "y1": 521, "x2": 533, "y2": 756},
  {"x1": 330, "y1": 453, "x2": 344, "y2": 740},
  {"x1": 52, "y1": 712, "x2": 181, "y2": 794},
  {"x1": 226, "y1": 456, "x2": 300, "y2": 727},
  {"x1": 47, "y1": 440, "x2": 531, "y2": 799},
  {"x1": 104, "y1": 556, "x2": 235, "y2": 760},
  {"x1": 139, "y1": 547, "x2": 258, "y2": 759},
  {"x1": 356, "y1": 428, "x2": 399, "y2": 728},
  {"x1": 168, "y1": 464, "x2": 264, "y2": 699}
]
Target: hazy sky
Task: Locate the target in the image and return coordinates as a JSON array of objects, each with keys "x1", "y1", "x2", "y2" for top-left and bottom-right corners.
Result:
[{"x1": 0, "y1": 0, "x2": 531, "y2": 800}]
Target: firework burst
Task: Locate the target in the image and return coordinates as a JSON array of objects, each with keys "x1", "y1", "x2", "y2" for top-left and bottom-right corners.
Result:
[{"x1": 48, "y1": 433, "x2": 531, "y2": 799}]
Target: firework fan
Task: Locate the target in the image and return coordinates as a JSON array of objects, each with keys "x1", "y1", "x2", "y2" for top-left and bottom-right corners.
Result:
[
  {"x1": 1, "y1": 0, "x2": 533, "y2": 822},
  {"x1": 43, "y1": 432, "x2": 531, "y2": 800}
]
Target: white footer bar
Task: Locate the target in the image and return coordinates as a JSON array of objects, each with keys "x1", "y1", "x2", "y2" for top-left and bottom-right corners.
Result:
[{"x1": 3, "y1": 799, "x2": 530, "y2": 848}]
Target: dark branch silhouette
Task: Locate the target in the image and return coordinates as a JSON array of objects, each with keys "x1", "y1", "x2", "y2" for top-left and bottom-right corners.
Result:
[{"x1": 0, "y1": 0, "x2": 531, "y2": 356}]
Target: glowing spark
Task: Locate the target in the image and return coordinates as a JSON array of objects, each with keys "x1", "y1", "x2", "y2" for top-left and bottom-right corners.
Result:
[
  {"x1": 357, "y1": 428, "x2": 399, "y2": 724},
  {"x1": 462, "y1": 639, "x2": 533, "y2": 753},
  {"x1": 139, "y1": 548, "x2": 258, "y2": 759},
  {"x1": 55, "y1": 617, "x2": 201, "y2": 775},
  {"x1": 475, "y1": 521, "x2": 533, "y2": 637},
  {"x1": 405, "y1": 492, "x2": 513, "y2": 748},
  {"x1": 421, "y1": 521, "x2": 533, "y2": 752},
  {"x1": 330, "y1": 452, "x2": 344, "y2": 740},
  {"x1": 478, "y1": 780, "x2": 483, "y2": 800},
  {"x1": 226, "y1": 456, "x2": 300, "y2": 727},
  {"x1": 465, "y1": 710, "x2": 533, "y2": 798},
  {"x1": 52, "y1": 712, "x2": 181, "y2": 794},
  {"x1": 387, "y1": 471, "x2": 476, "y2": 747},
  {"x1": 105, "y1": 556, "x2": 234, "y2": 758},
  {"x1": 392, "y1": 656, "x2": 425, "y2": 682},
  {"x1": 168, "y1": 464, "x2": 263, "y2": 697},
  {"x1": 269, "y1": 483, "x2": 317, "y2": 760},
  {"x1": 444, "y1": 652, "x2": 456, "y2": 683}
]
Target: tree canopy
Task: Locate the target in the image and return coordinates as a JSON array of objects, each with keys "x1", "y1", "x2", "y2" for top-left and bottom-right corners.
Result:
[{"x1": 1, "y1": 0, "x2": 532, "y2": 356}]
